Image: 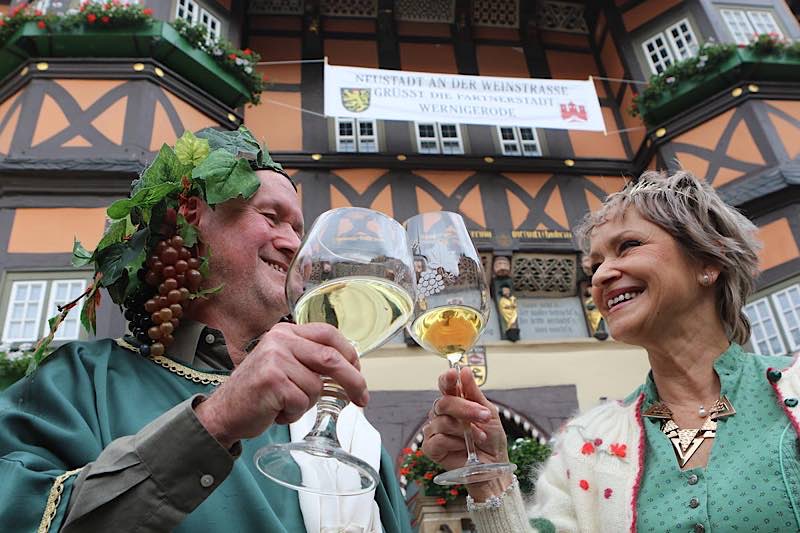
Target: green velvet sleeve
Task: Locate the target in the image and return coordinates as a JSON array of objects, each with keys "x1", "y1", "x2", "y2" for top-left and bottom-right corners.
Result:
[
  {"x1": 375, "y1": 447, "x2": 414, "y2": 533},
  {"x1": 0, "y1": 342, "x2": 112, "y2": 532}
]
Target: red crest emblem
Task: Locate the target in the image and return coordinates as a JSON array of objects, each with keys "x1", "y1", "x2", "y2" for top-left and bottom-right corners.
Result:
[{"x1": 560, "y1": 101, "x2": 588, "y2": 122}]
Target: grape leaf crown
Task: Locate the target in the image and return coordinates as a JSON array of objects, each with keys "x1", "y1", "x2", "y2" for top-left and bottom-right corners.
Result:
[{"x1": 28, "y1": 127, "x2": 288, "y2": 373}]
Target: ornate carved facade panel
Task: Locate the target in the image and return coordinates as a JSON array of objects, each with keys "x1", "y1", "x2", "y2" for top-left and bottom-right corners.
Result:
[{"x1": 510, "y1": 253, "x2": 577, "y2": 296}]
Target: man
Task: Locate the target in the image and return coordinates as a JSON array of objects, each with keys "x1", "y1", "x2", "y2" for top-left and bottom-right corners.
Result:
[{"x1": 0, "y1": 129, "x2": 412, "y2": 532}]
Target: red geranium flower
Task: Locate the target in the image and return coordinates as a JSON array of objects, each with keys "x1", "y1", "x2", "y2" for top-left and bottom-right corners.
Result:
[
  {"x1": 143, "y1": 8, "x2": 153, "y2": 16},
  {"x1": 402, "y1": 447, "x2": 413, "y2": 455},
  {"x1": 37, "y1": 20, "x2": 46, "y2": 29},
  {"x1": 449, "y1": 489, "x2": 459, "y2": 496},
  {"x1": 436, "y1": 497, "x2": 446, "y2": 505},
  {"x1": 415, "y1": 450, "x2": 424, "y2": 457},
  {"x1": 34, "y1": 9, "x2": 42, "y2": 16},
  {"x1": 423, "y1": 472, "x2": 434, "y2": 480},
  {"x1": 101, "y1": 15, "x2": 110, "y2": 23},
  {"x1": 243, "y1": 48, "x2": 252, "y2": 55},
  {"x1": 399, "y1": 467, "x2": 410, "y2": 476},
  {"x1": 610, "y1": 443, "x2": 627, "y2": 458},
  {"x1": 87, "y1": 13, "x2": 97, "y2": 23},
  {"x1": 0, "y1": 19, "x2": 5, "y2": 27},
  {"x1": 228, "y1": 53, "x2": 237, "y2": 60},
  {"x1": 581, "y1": 442, "x2": 595, "y2": 455}
]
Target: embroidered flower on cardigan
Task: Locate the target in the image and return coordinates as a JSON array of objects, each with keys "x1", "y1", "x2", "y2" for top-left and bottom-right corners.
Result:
[
  {"x1": 604, "y1": 488, "x2": 613, "y2": 499},
  {"x1": 579, "y1": 479, "x2": 590, "y2": 491},
  {"x1": 594, "y1": 438, "x2": 603, "y2": 446},
  {"x1": 610, "y1": 443, "x2": 627, "y2": 458},
  {"x1": 581, "y1": 442, "x2": 595, "y2": 455}
]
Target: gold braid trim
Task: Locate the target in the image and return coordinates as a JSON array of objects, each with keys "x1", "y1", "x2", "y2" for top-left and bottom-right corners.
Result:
[
  {"x1": 114, "y1": 338, "x2": 229, "y2": 386},
  {"x1": 38, "y1": 468, "x2": 83, "y2": 533}
]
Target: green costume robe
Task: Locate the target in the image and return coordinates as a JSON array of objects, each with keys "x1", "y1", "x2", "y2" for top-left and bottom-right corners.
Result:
[{"x1": 0, "y1": 339, "x2": 412, "y2": 532}]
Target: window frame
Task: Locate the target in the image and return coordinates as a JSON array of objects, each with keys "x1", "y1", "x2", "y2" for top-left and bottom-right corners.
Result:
[
  {"x1": 665, "y1": 18, "x2": 698, "y2": 61},
  {"x1": 334, "y1": 117, "x2": 379, "y2": 153},
  {"x1": 415, "y1": 122, "x2": 464, "y2": 155},
  {"x1": 497, "y1": 126, "x2": 542, "y2": 157},
  {"x1": 46, "y1": 279, "x2": 88, "y2": 341},
  {"x1": 175, "y1": 0, "x2": 223, "y2": 42},
  {"x1": 1, "y1": 272, "x2": 93, "y2": 346},
  {"x1": 720, "y1": 8, "x2": 784, "y2": 45},
  {"x1": 639, "y1": 17, "x2": 700, "y2": 75},
  {"x1": 771, "y1": 285, "x2": 800, "y2": 352},
  {"x1": 744, "y1": 296, "x2": 787, "y2": 356},
  {"x1": 2, "y1": 281, "x2": 47, "y2": 344}
]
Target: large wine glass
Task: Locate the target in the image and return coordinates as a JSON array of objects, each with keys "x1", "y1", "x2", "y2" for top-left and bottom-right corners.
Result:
[
  {"x1": 255, "y1": 207, "x2": 415, "y2": 496},
  {"x1": 405, "y1": 211, "x2": 516, "y2": 485}
]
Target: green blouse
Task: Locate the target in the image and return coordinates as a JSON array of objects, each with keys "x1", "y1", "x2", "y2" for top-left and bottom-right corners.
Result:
[{"x1": 635, "y1": 344, "x2": 800, "y2": 532}]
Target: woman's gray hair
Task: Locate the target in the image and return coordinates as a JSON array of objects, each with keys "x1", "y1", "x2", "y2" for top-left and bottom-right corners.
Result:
[{"x1": 575, "y1": 170, "x2": 761, "y2": 345}]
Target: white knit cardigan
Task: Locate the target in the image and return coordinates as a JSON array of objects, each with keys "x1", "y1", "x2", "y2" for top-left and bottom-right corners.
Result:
[{"x1": 469, "y1": 355, "x2": 800, "y2": 532}]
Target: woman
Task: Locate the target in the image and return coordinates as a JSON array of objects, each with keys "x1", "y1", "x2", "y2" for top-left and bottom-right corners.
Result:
[{"x1": 422, "y1": 171, "x2": 800, "y2": 532}]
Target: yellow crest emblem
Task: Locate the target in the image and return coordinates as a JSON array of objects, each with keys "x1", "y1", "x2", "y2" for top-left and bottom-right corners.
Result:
[
  {"x1": 341, "y1": 88, "x2": 371, "y2": 113},
  {"x1": 457, "y1": 346, "x2": 488, "y2": 387}
]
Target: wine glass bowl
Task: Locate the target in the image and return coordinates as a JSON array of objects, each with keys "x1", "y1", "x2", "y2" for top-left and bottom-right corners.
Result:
[
  {"x1": 255, "y1": 207, "x2": 415, "y2": 496},
  {"x1": 405, "y1": 211, "x2": 516, "y2": 486}
]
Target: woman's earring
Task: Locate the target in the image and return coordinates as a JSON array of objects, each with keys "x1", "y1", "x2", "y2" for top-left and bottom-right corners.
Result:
[{"x1": 701, "y1": 273, "x2": 711, "y2": 286}]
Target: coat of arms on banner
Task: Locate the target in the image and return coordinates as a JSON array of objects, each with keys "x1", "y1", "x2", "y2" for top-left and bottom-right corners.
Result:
[
  {"x1": 560, "y1": 101, "x2": 588, "y2": 122},
  {"x1": 457, "y1": 346, "x2": 488, "y2": 387},
  {"x1": 341, "y1": 88, "x2": 371, "y2": 112}
]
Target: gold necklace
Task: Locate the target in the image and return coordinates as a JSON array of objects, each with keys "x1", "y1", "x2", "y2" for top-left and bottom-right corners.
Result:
[{"x1": 642, "y1": 395, "x2": 736, "y2": 467}]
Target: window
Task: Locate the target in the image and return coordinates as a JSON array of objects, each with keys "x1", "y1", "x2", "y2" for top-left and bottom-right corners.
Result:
[
  {"x1": 498, "y1": 126, "x2": 542, "y2": 156},
  {"x1": 415, "y1": 123, "x2": 464, "y2": 155},
  {"x1": 641, "y1": 18, "x2": 698, "y2": 75},
  {"x1": 720, "y1": 9, "x2": 783, "y2": 45},
  {"x1": 666, "y1": 19, "x2": 697, "y2": 61},
  {"x1": 745, "y1": 297, "x2": 786, "y2": 356},
  {"x1": 2, "y1": 278, "x2": 88, "y2": 344},
  {"x1": 2, "y1": 282, "x2": 46, "y2": 343},
  {"x1": 176, "y1": 0, "x2": 222, "y2": 42},
  {"x1": 772, "y1": 285, "x2": 800, "y2": 351},
  {"x1": 335, "y1": 118, "x2": 378, "y2": 153},
  {"x1": 47, "y1": 280, "x2": 87, "y2": 341}
]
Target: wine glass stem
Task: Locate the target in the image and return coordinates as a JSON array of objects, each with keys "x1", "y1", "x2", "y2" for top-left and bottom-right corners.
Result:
[
  {"x1": 450, "y1": 357, "x2": 482, "y2": 467},
  {"x1": 304, "y1": 376, "x2": 347, "y2": 447}
]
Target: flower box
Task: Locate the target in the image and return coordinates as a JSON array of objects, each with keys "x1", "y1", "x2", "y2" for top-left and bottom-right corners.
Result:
[
  {"x1": 0, "y1": 21, "x2": 251, "y2": 108},
  {"x1": 639, "y1": 48, "x2": 800, "y2": 126}
]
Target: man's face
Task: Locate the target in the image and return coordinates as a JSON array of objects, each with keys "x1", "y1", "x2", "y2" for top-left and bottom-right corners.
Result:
[{"x1": 197, "y1": 171, "x2": 303, "y2": 335}]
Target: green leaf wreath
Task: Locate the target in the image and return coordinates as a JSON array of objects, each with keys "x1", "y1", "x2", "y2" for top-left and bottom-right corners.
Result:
[{"x1": 29, "y1": 127, "x2": 284, "y2": 373}]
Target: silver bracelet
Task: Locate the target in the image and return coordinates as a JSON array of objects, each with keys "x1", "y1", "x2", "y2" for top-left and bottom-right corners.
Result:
[{"x1": 466, "y1": 475, "x2": 519, "y2": 512}]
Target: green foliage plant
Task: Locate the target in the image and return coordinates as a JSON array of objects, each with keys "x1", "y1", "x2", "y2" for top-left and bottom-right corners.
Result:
[
  {"x1": 399, "y1": 437, "x2": 551, "y2": 506},
  {"x1": 0, "y1": 2, "x2": 265, "y2": 104}
]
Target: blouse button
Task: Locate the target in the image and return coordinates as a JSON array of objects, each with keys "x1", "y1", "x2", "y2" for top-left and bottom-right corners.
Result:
[
  {"x1": 694, "y1": 524, "x2": 705, "y2": 533},
  {"x1": 687, "y1": 474, "x2": 698, "y2": 485},
  {"x1": 785, "y1": 398, "x2": 799, "y2": 408},
  {"x1": 205, "y1": 333, "x2": 216, "y2": 344},
  {"x1": 689, "y1": 497, "x2": 699, "y2": 509},
  {"x1": 200, "y1": 474, "x2": 215, "y2": 488}
]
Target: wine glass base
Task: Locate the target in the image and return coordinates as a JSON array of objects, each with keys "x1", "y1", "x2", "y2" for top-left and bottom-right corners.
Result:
[
  {"x1": 434, "y1": 462, "x2": 517, "y2": 486},
  {"x1": 255, "y1": 439, "x2": 380, "y2": 496}
]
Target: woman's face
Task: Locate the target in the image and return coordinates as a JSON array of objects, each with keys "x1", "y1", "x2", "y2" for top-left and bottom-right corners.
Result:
[{"x1": 588, "y1": 208, "x2": 708, "y2": 346}]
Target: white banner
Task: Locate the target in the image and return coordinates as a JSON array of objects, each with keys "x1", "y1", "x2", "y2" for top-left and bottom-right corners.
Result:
[{"x1": 324, "y1": 62, "x2": 605, "y2": 132}]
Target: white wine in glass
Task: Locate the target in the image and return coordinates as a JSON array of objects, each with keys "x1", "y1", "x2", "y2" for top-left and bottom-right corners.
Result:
[
  {"x1": 255, "y1": 207, "x2": 415, "y2": 496},
  {"x1": 405, "y1": 211, "x2": 516, "y2": 486}
]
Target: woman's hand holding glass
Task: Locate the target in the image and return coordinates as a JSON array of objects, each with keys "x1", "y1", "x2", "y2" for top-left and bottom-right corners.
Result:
[{"x1": 422, "y1": 367, "x2": 515, "y2": 499}]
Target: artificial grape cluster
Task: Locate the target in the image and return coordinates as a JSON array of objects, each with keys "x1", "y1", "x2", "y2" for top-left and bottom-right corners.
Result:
[{"x1": 124, "y1": 232, "x2": 203, "y2": 357}]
